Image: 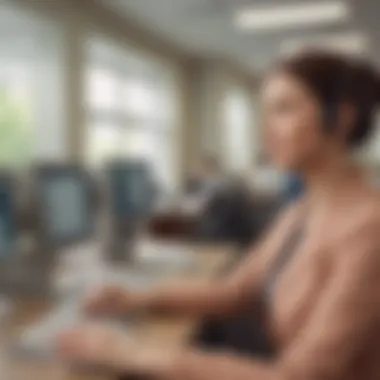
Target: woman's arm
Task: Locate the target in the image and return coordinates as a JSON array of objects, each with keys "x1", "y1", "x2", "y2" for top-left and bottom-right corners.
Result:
[
  {"x1": 136, "y1": 205, "x2": 299, "y2": 318},
  {"x1": 60, "y1": 221, "x2": 376, "y2": 379},
  {"x1": 120, "y1": 224, "x2": 380, "y2": 380},
  {"x1": 87, "y1": 204, "x2": 300, "y2": 318}
]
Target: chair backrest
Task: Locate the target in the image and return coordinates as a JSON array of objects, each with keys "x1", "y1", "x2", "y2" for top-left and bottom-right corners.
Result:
[{"x1": 197, "y1": 182, "x2": 255, "y2": 247}]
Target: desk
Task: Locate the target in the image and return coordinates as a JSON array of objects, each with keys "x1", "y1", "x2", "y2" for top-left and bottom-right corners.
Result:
[{"x1": 0, "y1": 243, "x2": 234, "y2": 380}]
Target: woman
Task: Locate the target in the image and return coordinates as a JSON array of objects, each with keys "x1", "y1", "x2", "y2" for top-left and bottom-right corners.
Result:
[{"x1": 59, "y1": 51, "x2": 380, "y2": 379}]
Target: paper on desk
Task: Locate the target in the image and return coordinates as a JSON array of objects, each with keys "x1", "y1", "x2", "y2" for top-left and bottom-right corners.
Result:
[
  {"x1": 102, "y1": 268, "x2": 159, "y2": 291},
  {"x1": 134, "y1": 241, "x2": 198, "y2": 273},
  {"x1": 13, "y1": 295, "x2": 135, "y2": 363}
]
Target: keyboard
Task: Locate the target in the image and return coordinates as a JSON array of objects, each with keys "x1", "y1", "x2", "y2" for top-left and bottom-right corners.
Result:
[
  {"x1": 12, "y1": 246, "x2": 196, "y2": 361},
  {"x1": 13, "y1": 296, "x2": 136, "y2": 361},
  {"x1": 13, "y1": 271, "x2": 157, "y2": 361},
  {"x1": 14, "y1": 298, "x2": 82, "y2": 360}
]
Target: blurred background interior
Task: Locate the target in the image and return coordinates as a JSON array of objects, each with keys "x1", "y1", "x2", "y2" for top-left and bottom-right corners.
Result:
[{"x1": 1, "y1": 0, "x2": 380, "y2": 377}]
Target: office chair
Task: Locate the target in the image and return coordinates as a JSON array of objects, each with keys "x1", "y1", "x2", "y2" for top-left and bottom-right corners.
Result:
[{"x1": 195, "y1": 181, "x2": 256, "y2": 249}]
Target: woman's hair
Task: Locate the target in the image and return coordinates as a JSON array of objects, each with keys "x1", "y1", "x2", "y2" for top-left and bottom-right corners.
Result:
[{"x1": 276, "y1": 50, "x2": 380, "y2": 147}]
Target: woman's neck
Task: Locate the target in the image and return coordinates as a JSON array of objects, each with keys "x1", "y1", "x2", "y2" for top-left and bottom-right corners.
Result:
[{"x1": 304, "y1": 150, "x2": 364, "y2": 213}]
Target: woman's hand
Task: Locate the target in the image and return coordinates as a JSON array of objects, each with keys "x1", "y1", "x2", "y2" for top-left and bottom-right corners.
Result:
[
  {"x1": 84, "y1": 286, "x2": 143, "y2": 317},
  {"x1": 58, "y1": 324, "x2": 134, "y2": 372},
  {"x1": 58, "y1": 324, "x2": 180, "y2": 376}
]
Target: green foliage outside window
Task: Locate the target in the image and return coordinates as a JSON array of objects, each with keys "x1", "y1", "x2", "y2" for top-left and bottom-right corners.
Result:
[{"x1": 0, "y1": 90, "x2": 32, "y2": 169}]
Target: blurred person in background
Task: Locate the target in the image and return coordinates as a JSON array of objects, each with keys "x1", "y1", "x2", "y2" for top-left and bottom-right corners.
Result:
[
  {"x1": 185, "y1": 154, "x2": 223, "y2": 197},
  {"x1": 59, "y1": 51, "x2": 380, "y2": 380},
  {"x1": 181, "y1": 154, "x2": 225, "y2": 215}
]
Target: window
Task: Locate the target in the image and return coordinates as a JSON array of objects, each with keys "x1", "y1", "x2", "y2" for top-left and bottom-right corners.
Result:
[
  {"x1": 222, "y1": 87, "x2": 253, "y2": 172},
  {"x1": 85, "y1": 38, "x2": 179, "y2": 190},
  {"x1": 124, "y1": 81, "x2": 155, "y2": 118},
  {"x1": 0, "y1": 4, "x2": 66, "y2": 168},
  {"x1": 86, "y1": 122, "x2": 123, "y2": 165},
  {"x1": 87, "y1": 68, "x2": 120, "y2": 112},
  {"x1": 0, "y1": 61, "x2": 33, "y2": 168}
]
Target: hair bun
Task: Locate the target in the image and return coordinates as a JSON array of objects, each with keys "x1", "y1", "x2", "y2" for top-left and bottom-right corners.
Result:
[
  {"x1": 342, "y1": 58, "x2": 380, "y2": 146},
  {"x1": 278, "y1": 50, "x2": 379, "y2": 147}
]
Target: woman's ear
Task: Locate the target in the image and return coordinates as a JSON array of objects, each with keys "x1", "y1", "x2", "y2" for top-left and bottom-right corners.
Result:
[{"x1": 337, "y1": 103, "x2": 357, "y2": 143}]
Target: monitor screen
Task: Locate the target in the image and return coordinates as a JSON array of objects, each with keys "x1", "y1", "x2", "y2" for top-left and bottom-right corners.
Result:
[
  {"x1": 41, "y1": 174, "x2": 93, "y2": 244},
  {"x1": 107, "y1": 162, "x2": 152, "y2": 220},
  {"x1": 0, "y1": 180, "x2": 16, "y2": 258}
]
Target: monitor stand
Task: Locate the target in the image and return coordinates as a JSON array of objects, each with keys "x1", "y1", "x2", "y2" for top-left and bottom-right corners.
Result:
[{"x1": 105, "y1": 220, "x2": 138, "y2": 263}]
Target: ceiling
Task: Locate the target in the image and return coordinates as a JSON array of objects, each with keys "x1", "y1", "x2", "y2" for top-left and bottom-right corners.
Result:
[
  {"x1": 98, "y1": 0, "x2": 380, "y2": 74},
  {"x1": 0, "y1": 4, "x2": 54, "y2": 60}
]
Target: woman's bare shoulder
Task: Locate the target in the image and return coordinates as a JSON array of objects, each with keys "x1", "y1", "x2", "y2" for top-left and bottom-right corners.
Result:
[
  {"x1": 277, "y1": 197, "x2": 308, "y2": 224},
  {"x1": 333, "y1": 196, "x2": 380, "y2": 261},
  {"x1": 352, "y1": 194, "x2": 380, "y2": 234}
]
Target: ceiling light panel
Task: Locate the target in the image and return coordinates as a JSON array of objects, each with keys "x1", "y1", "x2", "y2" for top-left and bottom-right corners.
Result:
[
  {"x1": 235, "y1": 1, "x2": 351, "y2": 31},
  {"x1": 281, "y1": 32, "x2": 368, "y2": 56}
]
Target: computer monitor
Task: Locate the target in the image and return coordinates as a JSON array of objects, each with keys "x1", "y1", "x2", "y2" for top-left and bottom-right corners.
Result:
[
  {"x1": 35, "y1": 165, "x2": 95, "y2": 248},
  {"x1": 106, "y1": 160, "x2": 153, "y2": 223},
  {"x1": 104, "y1": 160, "x2": 154, "y2": 262},
  {"x1": 0, "y1": 174, "x2": 17, "y2": 259}
]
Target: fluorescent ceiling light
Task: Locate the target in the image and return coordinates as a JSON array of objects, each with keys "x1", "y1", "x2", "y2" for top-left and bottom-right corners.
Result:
[
  {"x1": 235, "y1": 1, "x2": 351, "y2": 31},
  {"x1": 281, "y1": 32, "x2": 369, "y2": 56}
]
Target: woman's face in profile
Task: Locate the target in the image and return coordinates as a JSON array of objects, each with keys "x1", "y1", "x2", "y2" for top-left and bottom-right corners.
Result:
[{"x1": 262, "y1": 72, "x2": 327, "y2": 171}]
